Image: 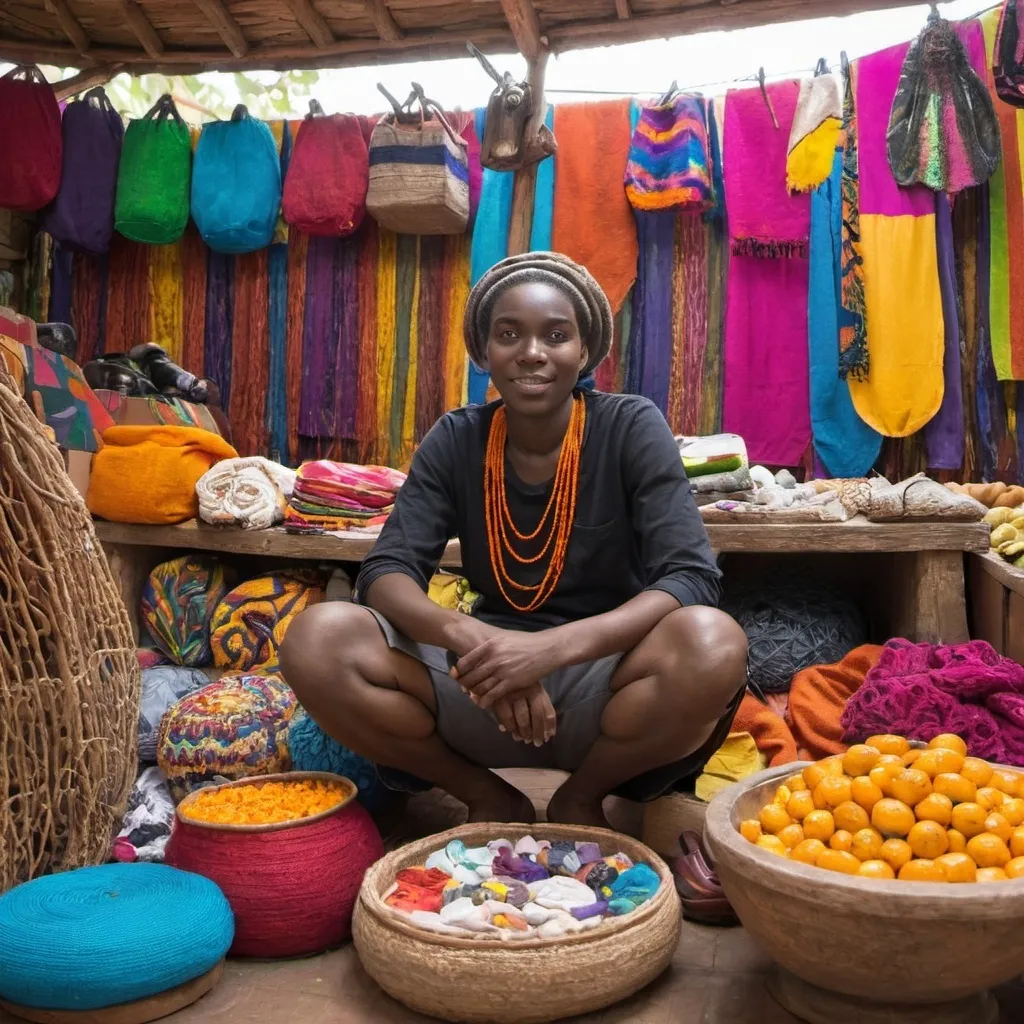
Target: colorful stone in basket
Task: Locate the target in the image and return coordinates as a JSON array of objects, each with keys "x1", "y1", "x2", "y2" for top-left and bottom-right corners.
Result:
[
  {"x1": 157, "y1": 674, "x2": 296, "y2": 801},
  {"x1": 165, "y1": 772, "x2": 384, "y2": 959}
]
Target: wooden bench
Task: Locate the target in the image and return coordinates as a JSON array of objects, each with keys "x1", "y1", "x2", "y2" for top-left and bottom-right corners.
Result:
[{"x1": 94, "y1": 517, "x2": 989, "y2": 647}]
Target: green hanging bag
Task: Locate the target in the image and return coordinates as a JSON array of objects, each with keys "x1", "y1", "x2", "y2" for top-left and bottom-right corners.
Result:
[{"x1": 115, "y1": 94, "x2": 192, "y2": 244}]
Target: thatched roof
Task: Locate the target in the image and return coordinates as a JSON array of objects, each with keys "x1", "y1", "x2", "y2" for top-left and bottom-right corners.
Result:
[{"x1": 1, "y1": 0, "x2": 924, "y2": 77}]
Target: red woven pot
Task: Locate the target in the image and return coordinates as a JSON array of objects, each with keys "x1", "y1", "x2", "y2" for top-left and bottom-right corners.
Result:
[{"x1": 165, "y1": 772, "x2": 384, "y2": 958}]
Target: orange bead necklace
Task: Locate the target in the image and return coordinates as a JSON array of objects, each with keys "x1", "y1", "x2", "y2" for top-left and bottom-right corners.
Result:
[{"x1": 484, "y1": 394, "x2": 586, "y2": 612}]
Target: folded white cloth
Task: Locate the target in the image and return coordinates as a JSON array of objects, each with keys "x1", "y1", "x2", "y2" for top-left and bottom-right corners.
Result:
[{"x1": 196, "y1": 456, "x2": 297, "y2": 531}]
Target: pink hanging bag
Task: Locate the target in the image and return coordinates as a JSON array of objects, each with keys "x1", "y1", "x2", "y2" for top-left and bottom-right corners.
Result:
[
  {"x1": 282, "y1": 100, "x2": 369, "y2": 236},
  {"x1": 0, "y1": 65, "x2": 62, "y2": 212}
]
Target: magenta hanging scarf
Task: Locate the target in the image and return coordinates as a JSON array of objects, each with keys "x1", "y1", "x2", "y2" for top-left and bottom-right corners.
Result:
[{"x1": 722, "y1": 82, "x2": 812, "y2": 466}]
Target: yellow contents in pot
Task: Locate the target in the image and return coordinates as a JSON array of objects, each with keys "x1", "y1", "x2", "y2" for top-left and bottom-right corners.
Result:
[
  {"x1": 739, "y1": 735, "x2": 1024, "y2": 883},
  {"x1": 183, "y1": 779, "x2": 349, "y2": 825}
]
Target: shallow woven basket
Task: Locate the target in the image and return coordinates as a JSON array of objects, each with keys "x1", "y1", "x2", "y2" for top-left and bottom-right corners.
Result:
[
  {"x1": 641, "y1": 791, "x2": 709, "y2": 860},
  {"x1": 353, "y1": 822, "x2": 681, "y2": 1024}
]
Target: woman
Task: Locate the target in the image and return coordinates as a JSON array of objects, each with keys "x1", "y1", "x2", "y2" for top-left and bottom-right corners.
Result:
[{"x1": 281, "y1": 252, "x2": 748, "y2": 826}]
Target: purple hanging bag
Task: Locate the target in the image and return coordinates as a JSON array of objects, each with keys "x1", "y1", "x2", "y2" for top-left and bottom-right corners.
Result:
[{"x1": 42, "y1": 87, "x2": 124, "y2": 255}]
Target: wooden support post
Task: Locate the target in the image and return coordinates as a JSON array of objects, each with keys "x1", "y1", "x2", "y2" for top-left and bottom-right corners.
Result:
[
  {"x1": 499, "y1": 0, "x2": 543, "y2": 60},
  {"x1": 506, "y1": 49, "x2": 549, "y2": 256},
  {"x1": 192, "y1": 0, "x2": 249, "y2": 58}
]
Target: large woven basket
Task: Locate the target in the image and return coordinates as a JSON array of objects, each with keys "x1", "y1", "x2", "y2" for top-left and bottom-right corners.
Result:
[{"x1": 353, "y1": 822, "x2": 681, "y2": 1023}]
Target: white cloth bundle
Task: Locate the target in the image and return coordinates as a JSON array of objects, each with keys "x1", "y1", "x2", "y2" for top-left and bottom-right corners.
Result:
[{"x1": 196, "y1": 456, "x2": 297, "y2": 531}]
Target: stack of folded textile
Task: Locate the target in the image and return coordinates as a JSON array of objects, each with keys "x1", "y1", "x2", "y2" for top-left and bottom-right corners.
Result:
[
  {"x1": 676, "y1": 433, "x2": 752, "y2": 496},
  {"x1": 284, "y1": 460, "x2": 407, "y2": 535}
]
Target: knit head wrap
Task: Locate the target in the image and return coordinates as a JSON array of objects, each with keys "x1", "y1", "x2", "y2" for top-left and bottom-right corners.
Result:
[{"x1": 463, "y1": 251, "x2": 614, "y2": 377}]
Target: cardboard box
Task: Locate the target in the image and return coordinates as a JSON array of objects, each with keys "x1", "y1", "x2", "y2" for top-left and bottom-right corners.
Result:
[
  {"x1": 63, "y1": 449, "x2": 93, "y2": 502},
  {"x1": 93, "y1": 391, "x2": 222, "y2": 436}
]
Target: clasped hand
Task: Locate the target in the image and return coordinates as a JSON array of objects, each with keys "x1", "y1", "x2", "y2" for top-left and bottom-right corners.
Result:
[{"x1": 449, "y1": 628, "x2": 563, "y2": 747}]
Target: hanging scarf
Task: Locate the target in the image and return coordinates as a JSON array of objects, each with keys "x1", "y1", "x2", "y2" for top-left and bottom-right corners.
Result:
[
  {"x1": 530, "y1": 105, "x2": 556, "y2": 251},
  {"x1": 787, "y1": 71, "x2": 842, "y2": 194},
  {"x1": 700, "y1": 100, "x2": 727, "y2": 437},
  {"x1": 839, "y1": 60, "x2": 869, "y2": 382}
]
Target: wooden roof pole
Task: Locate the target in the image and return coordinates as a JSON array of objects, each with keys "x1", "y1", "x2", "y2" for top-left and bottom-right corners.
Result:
[
  {"x1": 117, "y1": 0, "x2": 165, "y2": 58},
  {"x1": 54, "y1": 64, "x2": 125, "y2": 100},
  {"x1": 192, "y1": 0, "x2": 249, "y2": 58},
  {"x1": 615, "y1": 0, "x2": 632, "y2": 18},
  {"x1": 279, "y1": 0, "x2": 335, "y2": 48},
  {"x1": 508, "y1": 49, "x2": 550, "y2": 256},
  {"x1": 364, "y1": 0, "x2": 402, "y2": 43},
  {"x1": 499, "y1": 0, "x2": 543, "y2": 60},
  {"x1": 43, "y1": 0, "x2": 92, "y2": 59}
]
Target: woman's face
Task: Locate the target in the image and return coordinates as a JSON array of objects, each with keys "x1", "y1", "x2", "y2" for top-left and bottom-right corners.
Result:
[{"x1": 484, "y1": 281, "x2": 588, "y2": 415}]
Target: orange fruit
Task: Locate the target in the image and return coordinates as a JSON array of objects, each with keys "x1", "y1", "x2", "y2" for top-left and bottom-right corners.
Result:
[
  {"x1": 740, "y1": 820, "x2": 762, "y2": 843},
  {"x1": 773, "y1": 785, "x2": 793, "y2": 807},
  {"x1": 907, "y1": 820, "x2": 949, "y2": 859},
  {"x1": 947, "y1": 829, "x2": 967, "y2": 853},
  {"x1": 786, "y1": 790, "x2": 816, "y2": 822},
  {"x1": 950, "y1": 802, "x2": 988, "y2": 839},
  {"x1": 890, "y1": 768, "x2": 932, "y2": 807},
  {"x1": 851, "y1": 776, "x2": 885, "y2": 814},
  {"x1": 850, "y1": 827, "x2": 884, "y2": 862},
  {"x1": 1011, "y1": 826, "x2": 1024, "y2": 858},
  {"x1": 990, "y1": 769, "x2": 1023, "y2": 795},
  {"x1": 786, "y1": 774, "x2": 809, "y2": 792},
  {"x1": 802, "y1": 810, "x2": 836, "y2": 843},
  {"x1": 829, "y1": 830, "x2": 854, "y2": 852},
  {"x1": 976, "y1": 787, "x2": 1005, "y2": 811},
  {"x1": 961, "y1": 757, "x2": 994, "y2": 788},
  {"x1": 867, "y1": 734, "x2": 910, "y2": 756},
  {"x1": 879, "y1": 838, "x2": 913, "y2": 872},
  {"x1": 914, "y1": 792, "x2": 954, "y2": 827},
  {"x1": 843, "y1": 744, "x2": 881, "y2": 777},
  {"x1": 803, "y1": 758, "x2": 844, "y2": 790},
  {"x1": 790, "y1": 838, "x2": 827, "y2": 866},
  {"x1": 759, "y1": 803, "x2": 791, "y2": 835},
  {"x1": 928, "y1": 734, "x2": 968, "y2": 758},
  {"x1": 932, "y1": 773, "x2": 976, "y2": 805},
  {"x1": 902, "y1": 749, "x2": 923, "y2": 767},
  {"x1": 984, "y1": 813, "x2": 1013, "y2": 843},
  {"x1": 756, "y1": 835, "x2": 788, "y2": 857},
  {"x1": 966, "y1": 833, "x2": 1012, "y2": 869},
  {"x1": 934, "y1": 852, "x2": 977, "y2": 883},
  {"x1": 834, "y1": 801, "x2": 871, "y2": 834},
  {"x1": 858, "y1": 859, "x2": 896, "y2": 880},
  {"x1": 814, "y1": 776, "x2": 853, "y2": 811},
  {"x1": 898, "y1": 859, "x2": 946, "y2": 882},
  {"x1": 871, "y1": 798, "x2": 916, "y2": 838},
  {"x1": 869, "y1": 763, "x2": 903, "y2": 798},
  {"x1": 915, "y1": 748, "x2": 966, "y2": 779},
  {"x1": 999, "y1": 797, "x2": 1024, "y2": 827},
  {"x1": 976, "y1": 867, "x2": 1009, "y2": 883},
  {"x1": 777, "y1": 823, "x2": 805, "y2": 850},
  {"x1": 1005, "y1": 856, "x2": 1024, "y2": 879},
  {"x1": 817, "y1": 850, "x2": 861, "y2": 875}
]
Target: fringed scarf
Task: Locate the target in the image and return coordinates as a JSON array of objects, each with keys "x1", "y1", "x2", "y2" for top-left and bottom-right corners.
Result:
[
  {"x1": 107, "y1": 236, "x2": 150, "y2": 355},
  {"x1": 266, "y1": 242, "x2": 288, "y2": 462},
  {"x1": 787, "y1": 72, "x2": 842, "y2": 194},
  {"x1": 668, "y1": 213, "x2": 709, "y2": 436},
  {"x1": 355, "y1": 221, "x2": 379, "y2": 465},
  {"x1": 415, "y1": 235, "x2": 446, "y2": 442},
  {"x1": 181, "y1": 228, "x2": 207, "y2": 376},
  {"x1": 334, "y1": 233, "x2": 360, "y2": 442},
  {"x1": 285, "y1": 228, "x2": 308, "y2": 464},
  {"x1": 71, "y1": 252, "x2": 103, "y2": 364},
  {"x1": 204, "y1": 249, "x2": 234, "y2": 408},
  {"x1": 631, "y1": 211, "x2": 676, "y2": 414},
  {"x1": 700, "y1": 100, "x2": 727, "y2": 437},
  {"x1": 148, "y1": 241, "x2": 183, "y2": 364},
  {"x1": 390, "y1": 233, "x2": 418, "y2": 466},
  {"x1": 375, "y1": 229, "x2": 398, "y2": 465},
  {"x1": 839, "y1": 61, "x2": 869, "y2": 381},
  {"x1": 444, "y1": 233, "x2": 471, "y2": 412},
  {"x1": 953, "y1": 187, "x2": 980, "y2": 482},
  {"x1": 230, "y1": 249, "x2": 270, "y2": 456},
  {"x1": 299, "y1": 236, "x2": 337, "y2": 440},
  {"x1": 49, "y1": 243, "x2": 73, "y2": 325}
]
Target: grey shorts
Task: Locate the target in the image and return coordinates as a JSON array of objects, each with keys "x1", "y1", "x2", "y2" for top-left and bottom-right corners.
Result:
[{"x1": 365, "y1": 608, "x2": 746, "y2": 802}]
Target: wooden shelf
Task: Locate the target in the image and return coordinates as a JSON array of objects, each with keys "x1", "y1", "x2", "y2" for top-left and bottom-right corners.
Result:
[{"x1": 92, "y1": 516, "x2": 990, "y2": 562}]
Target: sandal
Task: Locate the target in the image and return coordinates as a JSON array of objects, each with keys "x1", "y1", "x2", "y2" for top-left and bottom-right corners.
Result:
[{"x1": 673, "y1": 829, "x2": 738, "y2": 926}]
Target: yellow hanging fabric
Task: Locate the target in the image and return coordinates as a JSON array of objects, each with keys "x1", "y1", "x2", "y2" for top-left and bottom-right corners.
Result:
[
  {"x1": 148, "y1": 241, "x2": 184, "y2": 364},
  {"x1": 375, "y1": 229, "x2": 398, "y2": 465}
]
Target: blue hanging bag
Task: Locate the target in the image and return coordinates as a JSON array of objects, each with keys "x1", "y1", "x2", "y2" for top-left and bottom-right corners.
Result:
[{"x1": 191, "y1": 104, "x2": 282, "y2": 253}]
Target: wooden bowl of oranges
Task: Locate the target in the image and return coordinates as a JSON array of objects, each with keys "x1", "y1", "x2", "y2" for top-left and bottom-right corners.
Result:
[{"x1": 705, "y1": 734, "x2": 1024, "y2": 1024}]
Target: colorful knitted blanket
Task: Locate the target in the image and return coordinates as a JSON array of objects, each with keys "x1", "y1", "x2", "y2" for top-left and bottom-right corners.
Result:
[{"x1": 624, "y1": 94, "x2": 714, "y2": 212}]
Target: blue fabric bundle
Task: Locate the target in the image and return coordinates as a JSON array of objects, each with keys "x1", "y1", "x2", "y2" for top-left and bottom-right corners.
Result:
[{"x1": 191, "y1": 105, "x2": 282, "y2": 254}]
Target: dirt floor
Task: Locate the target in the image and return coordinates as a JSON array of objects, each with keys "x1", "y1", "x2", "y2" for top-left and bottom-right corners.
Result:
[{"x1": 1, "y1": 771, "x2": 1022, "y2": 1023}]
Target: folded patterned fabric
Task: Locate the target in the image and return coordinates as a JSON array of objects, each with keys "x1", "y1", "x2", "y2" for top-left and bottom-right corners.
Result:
[
  {"x1": 786, "y1": 73, "x2": 842, "y2": 193},
  {"x1": 294, "y1": 460, "x2": 406, "y2": 509},
  {"x1": 284, "y1": 506, "x2": 389, "y2": 534},
  {"x1": 196, "y1": 456, "x2": 297, "y2": 531}
]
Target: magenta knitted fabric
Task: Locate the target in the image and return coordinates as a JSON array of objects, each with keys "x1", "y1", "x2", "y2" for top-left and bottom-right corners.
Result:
[{"x1": 841, "y1": 639, "x2": 1024, "y2": 765}]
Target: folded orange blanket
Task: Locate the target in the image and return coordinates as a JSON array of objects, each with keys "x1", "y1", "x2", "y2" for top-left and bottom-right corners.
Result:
[
  {"x1": 787, "y1": 644, "x2": 883, "y2": 761},
  {"x1": 732, "y1": 693, "x2": 798, "y2": 767},
  {"x1": 88, "y1": 424, "x2": 238, "y2": 525}
]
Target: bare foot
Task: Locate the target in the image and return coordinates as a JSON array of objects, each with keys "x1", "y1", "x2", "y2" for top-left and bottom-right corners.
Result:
[
  {"x1": 546, "y1": 791, "x2": 612, "y2": 829},
  {"x1": 465, "y1": 787, "x2": 536, "y2": 824}
]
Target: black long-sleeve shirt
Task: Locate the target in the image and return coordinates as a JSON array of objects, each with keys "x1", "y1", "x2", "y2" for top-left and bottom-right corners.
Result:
[{"x1": 355, "y1": 390, "x2": 722, "y2": 632}]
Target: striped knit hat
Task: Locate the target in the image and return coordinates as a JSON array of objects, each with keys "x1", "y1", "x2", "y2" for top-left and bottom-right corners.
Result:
[{"x1": 463, "y1": 251, "x2": 613, "y2": 377}]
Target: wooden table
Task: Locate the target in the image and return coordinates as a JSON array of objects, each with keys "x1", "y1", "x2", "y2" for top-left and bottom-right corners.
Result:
[
  {"x1": 968, "y1": 550, "x2": 1024, "y2": 663},
  {"x1": 94, "y1": 517, "x2": 990, "y2": 646}
]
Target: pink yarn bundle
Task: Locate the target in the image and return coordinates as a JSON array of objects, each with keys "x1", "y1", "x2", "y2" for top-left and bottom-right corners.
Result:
[{"x1": 841, "y1": 639, "x2": 1024, "y2": 765}]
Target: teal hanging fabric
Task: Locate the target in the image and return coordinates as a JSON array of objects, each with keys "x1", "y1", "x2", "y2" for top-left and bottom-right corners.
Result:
[
  {"x1": 529, "y1": 105, "x2": 556, "y2": 251},
  {"x1": 808, "y1": 149, "x2": 882, "y2": 477},
  {"x1": 115, "y1": 95, "x2": 191, "y2": 245},
  {"x1": 192, "y1": 105, "x2": 282, "y2": 254}
]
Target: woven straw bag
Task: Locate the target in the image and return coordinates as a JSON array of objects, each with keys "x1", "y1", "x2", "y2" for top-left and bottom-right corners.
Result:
[
  {"x1": 366, "y1": 85, "x2": 469, "y2": 235},
  {"x1": 353, "y1": 822, "x2": 681, "y2": 1023}
]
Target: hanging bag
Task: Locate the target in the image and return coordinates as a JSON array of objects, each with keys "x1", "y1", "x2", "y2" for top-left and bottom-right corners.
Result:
[
  {"x1": 282, "y1": 100, "x2": 369, "y2": 237},
  {"x1": 0, "y1": 65, "x2": 62, "y2": 212},
  {"x1": 995, "y1": 0, "x2": 1024, "y2": 106},
  {"x1": 115, "y1": 95, "x2": 192, "y2": 245},
  {"x1": 366, "y1": 84, "x2": 469, "y2": 235},
  {"x1": 43, "y1": 88, "x2": 124, "y2": 255},
  {"x1": 192, "y1": 104, "x2": 282, "y2": 254}
]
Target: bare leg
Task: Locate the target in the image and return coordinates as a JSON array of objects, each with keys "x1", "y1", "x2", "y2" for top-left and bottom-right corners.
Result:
[
  {"x1": 280, "y1": 603, "x2": 534, "y2": 823},
  {"x1": 548, "y1": 606, "x2": 748, "y2": 827}
]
